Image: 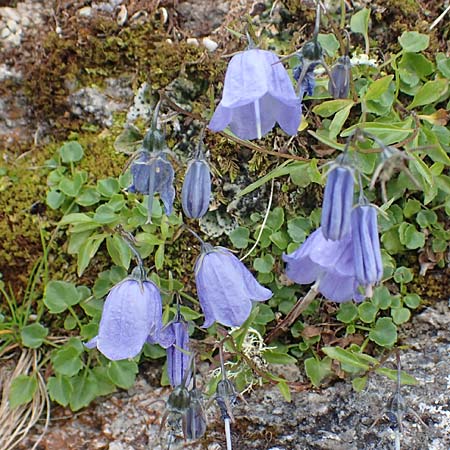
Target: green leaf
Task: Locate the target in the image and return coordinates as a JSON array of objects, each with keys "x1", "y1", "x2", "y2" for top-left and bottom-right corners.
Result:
[
  {"x1": 436, "y1": 52, "x2": 450, "y2": 78},
  {"x1": 403, "y1": 293, "x2": 421, "y2": 309},
  {"x1": 364, "y1": 75, "x2": 394, "y2": 101},
  {"x1": 329, "y1": 103, "x2": 353, "y2": 139},
  {"x1": 155, "y1": 244, "x2": 165, "y2": 271},
  {"x1": 270, "y1": 230, "x2": 289, "y2": 250},
  {"x1": 317, "y1": 33, "x2": 339, "y2": 57},
  {"x1": 350, "y1": 7, "x2": 370, "y2": 36},
  {"x1": 398, "y1": 31, "x2": 430, "y2": 53},
  {"x1": 69, "y1": 374, "x2": 98, "y2": 411},
  {"x1": 369, "y1": 317, "x2": 397, "y2": 347},
  {"x1": 229, "y1": 227, "x2": 250, "y2": 249},
  {"x1": 416, "y1": 210, "x2": 437, "y2": 228},
  {"x1": 266, "y1": 207, "x2": 284, "y2": 231},
  {"x1": 304, "y1": 356, "x2": 332, "y2": 387},
  {"x1": 336, "y1": 302, "x2": 358, "y2": 323},
  {"x1": 403, "y1": 199, "x2": 421, "y2": 218},
  {"x1": 253, "y1": 254, "x2": 274, "y2": 273},
  {"x1": 408, "y1": 79, "x2": 448, "y2": 109},
  {"x1": 58, "y1": 173, "x2": 84, "y2": 197},
  {"x1": 322, "y1": 347, "x2": 374, "y2": 370},
  {"x1": 21, "y1": 323, "x2": 48, "y2": 348},
  {"x1": 237, "y1": 160, "x2": 292, "y2": 197},
  {"x1": 308, "y1": 130, "x2": 346, "y2": 150},
  {"x1": 276, "y1": 380, "x2": 291, "y2": 402},
  {"x1": 106, "y1": 235, "x2": 131, "y2": 270},
  {"x1": 143, "y1": 343, "x2": 167, "y2": 359},
  {"x1": 342, "y1": 122, "x2": 413, "y2": 144},
  {"x1": 59, "y1": 141, "x2": 84, "y2": 163},
  {"x1": 394, "y1": 266, "x2": 414, "y2": 284},
  {"x1": 352, "y1": 376, "x2": 368, "y2": 392},
  {"x1": 107, "y1": 360, "x2": 139, "y2": 389},
  {"x1": 76, "y1": 187, "x2": 101, "y2": 206},
  {"x1": 391, "y1": 307, "x2": 411, "y2": 325},
  {"x1": 290, "y1": 163, "x2": 311, "y2": 187},
  {"x1": 312, "y1": 99, "x2": 354, "y2": 118},
  {"x1": 9, "y1": 375, "x2": 37, "y2": 408},
  {"x1": 47, "y1": 375, "x2": 73, "y2": 407},
  {"x1": 97, "y1": 178, "x2": 120, "y2": 198},
  {"x1": 287, "y1": 218, "x2": 308, "y2": 243},
  {"x1": 375, "y1": 368, "x2": 418, "y2": 385},
  {"x1": 254, "y1": 304, "x2": 275, "y2": 325},
  {"x1": 372, "y1": 286, "x2": 392, "y2": 310},
  {"x1": 77, "y1": 235, "x2": 105, "y2": 276},
  {"x1": 89, "y1": 367, "x2": 117, "y2": 396},
  {"x1": 179, "y1": 305, "x2": 202, "y2": 321},
  {"x1": 93, "y1": 205, "x2": 118, "y2": 224},
  {"x1": 398, "y1": 223, "x2": 425, "y2": 249},
  {"x1": 51, "y1": 345, "x2": 84, "y2": 376},
  {"x1": 262, "y1": 350, "x2": 297, "y2": 365},
  {"x1": 46, "y1": 190, "x2": 66, "y2": 209},
  {"x1": 358, "y1": 302, "x2": 378, "y2": 323},
  {"x1": 44, "y1": 280, "x2": 81, "y2": 313}
]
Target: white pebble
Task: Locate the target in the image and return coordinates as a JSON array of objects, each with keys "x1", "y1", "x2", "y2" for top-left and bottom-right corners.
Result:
[
  {"x1": 0, "y1": 7, "x2": 21, "y2": 23},
  {"x1": 78, "y1": 6, "x2": 92, "y2": 18},
  {"x1": 116, "y1": 5, "x2": 127, "y2": 26},
  {"x1": 6, "y1": 18, "x2": 18, "y2": 33},
  {"x1": 186, "y1": 37, "x2": 199, "y2": 46},
  {"x1": 202, "y1": 37, "x2": 218, "y2": 52},
  {"x1": 0, "y1": 27, "x2": 11, "y2": 39}
]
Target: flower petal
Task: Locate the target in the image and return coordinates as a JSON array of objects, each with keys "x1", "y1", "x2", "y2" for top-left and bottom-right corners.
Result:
[{"x1": 96, "y1": 280, "x2": 162, "y2": 360}]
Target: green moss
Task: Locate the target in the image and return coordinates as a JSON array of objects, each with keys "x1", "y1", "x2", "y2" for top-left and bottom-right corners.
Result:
[{"x1": 22, "y1": 17, "x2": 223, "y2": 136}]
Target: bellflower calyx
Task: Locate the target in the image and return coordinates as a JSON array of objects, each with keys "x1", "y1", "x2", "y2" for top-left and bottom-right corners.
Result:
[
  {"x1": 195, "y1": 246, "x2": 272, "y2": 327},
  {"x1": 209, "y1": 48, "x2": 301, "y2": 140},
  {"x1": 321, "y1": 156, "x2": 354, "y2": 241},
  {"x1": 86, "y1": 271, "x2": 163, "y2": 360}
]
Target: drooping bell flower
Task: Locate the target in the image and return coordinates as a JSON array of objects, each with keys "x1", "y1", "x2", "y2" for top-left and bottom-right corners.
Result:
[
  {"x1": 129, "y1": 100, "x2": 175, "y2": 222},
  {"x1": 130, "y1": 150, "x2": 175, "y2": 222},
  {"x1": 85, "y1": 267, "x2": 163, "y2": 360},
  {"x1": 321, "y1": 155, "x2": 354, "y2": 241},
  {"x1": 208, "y1": 48, "x2": 301, "y2": 140},
  {"x1": 181, "y1": 136, "x2": 211, "y2": 219},
  {"x1": 283, "y1": 227, "x2": 362, "y2": 302},
  {"x1": 351, "y1": 204, "x2": 383, "y2": 296},
  {"x1": 195, "y1": 245, "x2": 272, "y2": 327},
  {"x1": 158, "y1": 315, "x2": 191, "y2": 388},
  {"x1": 328, "y1": 55, "x2": 352, "y2": 99}
]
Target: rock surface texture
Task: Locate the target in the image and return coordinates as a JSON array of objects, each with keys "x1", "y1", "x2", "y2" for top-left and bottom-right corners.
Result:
[{"x1": 17, "y1": 300, "x2": 450, "y2": 450}]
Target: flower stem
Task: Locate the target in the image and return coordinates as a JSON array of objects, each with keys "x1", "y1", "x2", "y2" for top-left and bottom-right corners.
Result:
[
  {"x1": 264, "y1": 286, "x2": 318, "y2": 343},
  {"x1": 224, "y1": 418, "x2": 233, "y2": 450}
]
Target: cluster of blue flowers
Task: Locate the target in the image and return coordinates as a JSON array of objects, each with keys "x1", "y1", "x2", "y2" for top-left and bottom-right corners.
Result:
[{"x1": 284, "y1": 153, "x2": 383, "y2": 302}]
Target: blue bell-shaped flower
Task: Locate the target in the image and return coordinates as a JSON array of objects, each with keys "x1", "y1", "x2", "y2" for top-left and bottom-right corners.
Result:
[
  {"x1": 351, "y1": 204, "x2": 383, "y2": 290},
  {"x1": 321, "y1": 155, "x2": 354, "y2": 241},
  {"x1": 328, "y1": 55, "x2": 352, "y2": 99},
  {"x1": 181, "y1": 138, "x2": 211, "y2": 219}
]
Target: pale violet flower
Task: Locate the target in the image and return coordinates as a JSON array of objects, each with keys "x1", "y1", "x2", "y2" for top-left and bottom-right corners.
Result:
[
  {"x1": 283, "y1": 228, "x2": 362, "y2": 302},
  {"x1": 86, "y1": 276, "x2": 163, "y2": 360},
  {"x1": 209, "y1": 48, "x2": 301, "y2": 140},
  {"x1": 195, "y1": 246, "x2": 272, "y2": 327},
  {"x1": 321, "y1": 156, "x2": 355, "y2": 241}
]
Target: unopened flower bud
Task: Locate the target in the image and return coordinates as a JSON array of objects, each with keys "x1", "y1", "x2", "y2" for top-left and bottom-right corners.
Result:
[
  {"x1": 328, "y1": 55, "x2": 351, "y2": 99},
  {"x1": 321, "y1": 160, "x2": 354, "y2": 241},
  {"x1": 182, "y1": 153, "x2": 211, "y2": 219},
  {"x1": 351, "y1": 205, "x2": 383, "y2": 289}
]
